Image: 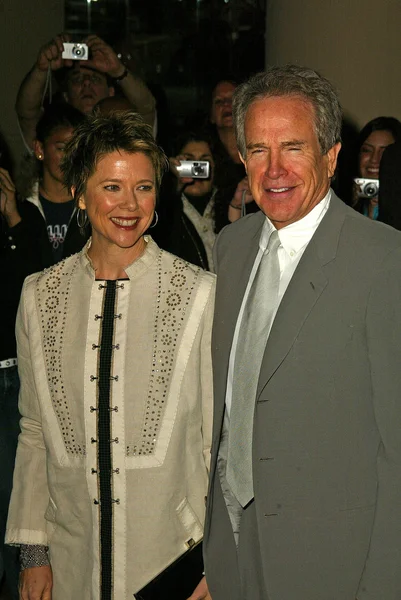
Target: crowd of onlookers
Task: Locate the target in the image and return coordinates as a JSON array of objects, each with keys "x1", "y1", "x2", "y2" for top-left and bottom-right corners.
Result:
[{"x1": 1, "y1": 31, "x2": 401, "y2": 599}]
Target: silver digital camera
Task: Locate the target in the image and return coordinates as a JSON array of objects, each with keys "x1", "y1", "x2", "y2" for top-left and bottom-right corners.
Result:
[
  {"x1": 62, "y1": 43, "x2": 88, "y2": 61},
  {"x1": 176, "y1": 160, "x2": 210, "y2": 179},
  {"x1": 354, "y1": 178, "x2": 379, "y2": 199}
]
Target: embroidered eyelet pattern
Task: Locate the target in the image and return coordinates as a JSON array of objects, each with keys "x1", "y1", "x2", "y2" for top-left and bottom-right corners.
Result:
[
  {"x1": 36, "y1": 257, "x2": 85, "y2": 455},
  {"x1": 127, "y1": 252, "x2": 200, "y2": 457}
]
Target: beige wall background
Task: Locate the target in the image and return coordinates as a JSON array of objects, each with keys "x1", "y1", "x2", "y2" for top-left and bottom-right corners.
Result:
[
  {"x1": 265, "y1": 0, "x2": 401, "y2": 130},
  {"x1": 0, "y1": 0, "x2": 63, "y2": 165}
]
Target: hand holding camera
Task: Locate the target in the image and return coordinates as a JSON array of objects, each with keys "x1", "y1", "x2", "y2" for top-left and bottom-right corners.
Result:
[
  {"x1": 83, "y1": 35, "x2": 126, "y2": 79},
  {"x1": 36, "y1": 33, "x2": 124, "y2": 80},
  {"x1": 36, "y1": 33, "x2": 74, "y2": 72},
  {"x1": 169, "y1": 156, "x2": 211, "y2": 195}
]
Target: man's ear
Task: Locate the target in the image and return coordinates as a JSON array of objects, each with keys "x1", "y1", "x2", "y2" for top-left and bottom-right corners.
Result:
[
  {"x1": 327, "y1": 142, "x2": 341, "y2": 179},
  {"x1": 239, "y1": 151, "x2": 247, "y2": 172},
  {"x1": 109, "y1": 87, "x2": 115, "y2": 98},
  {"x1": 33, "y1": 140, "x2": 44, "y2": 160}
]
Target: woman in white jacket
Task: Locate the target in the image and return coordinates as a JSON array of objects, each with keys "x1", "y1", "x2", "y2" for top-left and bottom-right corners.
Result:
[{"x1": 6, "y1": 112, "x2": 214, "y2": 600}]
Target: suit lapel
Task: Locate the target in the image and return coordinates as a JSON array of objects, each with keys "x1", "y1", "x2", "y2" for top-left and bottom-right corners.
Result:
[{"x1": 256, "y1": 193, "x2": 348, "y2": 397}]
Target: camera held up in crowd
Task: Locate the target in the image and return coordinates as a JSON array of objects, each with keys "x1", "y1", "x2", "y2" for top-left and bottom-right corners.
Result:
[
  {"x1": 354, "y1": 178, "x2": 380, "y2": 199},
  {"x1": 176, "y1": 161, "x2": 210, "y2": 179},
  {"x1": 62, "y1": 43, "x2": 88, "y2": 61}
]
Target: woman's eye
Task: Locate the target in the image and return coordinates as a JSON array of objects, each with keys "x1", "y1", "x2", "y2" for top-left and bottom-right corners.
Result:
[
  {"x1": 138, "y1": 185, "x2": 154, "y2": 192},
  {"x1": 104, "y1": 185, "x2": 119, "y2": 191}
]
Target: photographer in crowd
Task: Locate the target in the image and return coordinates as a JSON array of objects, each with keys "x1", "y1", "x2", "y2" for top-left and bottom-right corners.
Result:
[
  {"x1": 16, "y1": 33, "x2": 156, "y2": 149},
  {"x1": 157, "y1": 130, "x2": 218, "y2": 271},
  {"x1": 352, "y1": 116, "x2": 401, "y2": 219},
  {"x1": 378, "y1": 141, "x2": 401, "y2": 229}
]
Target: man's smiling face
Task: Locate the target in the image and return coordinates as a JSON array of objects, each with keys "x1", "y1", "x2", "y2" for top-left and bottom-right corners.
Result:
[{"x1": 241, "y1": 95, "x2": 340, "y2": 229}]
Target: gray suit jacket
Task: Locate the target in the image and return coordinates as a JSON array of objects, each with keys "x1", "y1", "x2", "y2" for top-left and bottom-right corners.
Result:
[{"x1": 204, "y1": 193, "x2": 401, "y2": 600}]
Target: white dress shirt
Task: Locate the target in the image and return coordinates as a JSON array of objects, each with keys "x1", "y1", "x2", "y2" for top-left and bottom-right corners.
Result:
[{"x1": 225, "y1": 189, "x2": 331, "y2": 416}]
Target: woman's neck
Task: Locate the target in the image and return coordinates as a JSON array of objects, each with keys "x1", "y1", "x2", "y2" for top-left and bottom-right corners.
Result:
[
  {"x1": 218, "y1": 128, "x2": 241, "y2": 163},
  {"x1": 88, "y1": 236, "x2": 147, "y2": 280},
  {"x1": 40, "y1": 173, "x2": 72, "y2": 204}
]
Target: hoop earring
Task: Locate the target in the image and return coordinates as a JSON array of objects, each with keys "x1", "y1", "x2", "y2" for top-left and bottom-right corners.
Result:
[
  {"x1": 150, "y1": 210, "x2": 159, "y2": 228},
  {"x1": 76, "y1": 207, "x2": 89, "y2": 235}
]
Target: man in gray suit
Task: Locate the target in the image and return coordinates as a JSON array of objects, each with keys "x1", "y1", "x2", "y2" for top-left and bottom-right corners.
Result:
[{"x1": 203, "y1": 65, "x2": 401, "y2": 600}]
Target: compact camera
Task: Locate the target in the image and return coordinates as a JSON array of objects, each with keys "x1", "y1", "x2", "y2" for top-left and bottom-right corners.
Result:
[
  {"x1": 62, "y1": 43, "x2": 88, "y2": 61},
  {"x1": 354, "y1": 178, "x2": 380, "y2": 199},
  {"x1": 176, "y1": 160, "x2": 210, "y2": 179}
]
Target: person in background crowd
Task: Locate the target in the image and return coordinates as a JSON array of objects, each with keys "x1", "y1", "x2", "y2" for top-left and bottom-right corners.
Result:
[
  {"x1": 209, "y1": 79, "x2": 244, "y2": 189},
  {"x1": 204, "y1": 65, "x2": 401, "y2": 600},
  {"x1": 156, "y1": 130, "x2": 218, "y2": 271},
  {"x1": 16, "y1": 33, "x2": 156, "y2": 149},
  {"x1": 155, "y1": 129, "x2": 255, "y2": 271},
  {"x1": 24, "y1": 103, "x2": 88, "y2": 263},
  {"x1": 378, "y1": 141, "x2": 401, "y2": 228},
  {"x1": 0, "y1": 134, "x2": 51, "y2": 600},
  {"x1": 352, "y1": 116, "x2": 401, "y2": 219},
  {"x1": 6, "y1": 112, "x2": 214, "y2": 600},
  {"x1": 210, "y1": 80, "x2": 240, "y2": 168},
  {"x1": 208, "y1": 79, "x2": 259, "y2": 231}
]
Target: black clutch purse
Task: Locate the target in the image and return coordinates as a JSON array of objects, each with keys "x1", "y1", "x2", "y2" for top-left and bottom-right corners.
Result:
[{"x1": 134, "y1": 539, "x2": 204, "y2": 600}]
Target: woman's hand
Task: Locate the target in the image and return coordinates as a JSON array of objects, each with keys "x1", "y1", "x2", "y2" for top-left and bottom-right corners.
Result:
[
  {"x1": 186, "y1": 576, "x2": 212, "y2": 600},
  {"x1": 0, "y1": 167, "x2": 21, "y2": 227},
  {"x1": 19, "y1": 565, "x2": 53, "y2": 600}
]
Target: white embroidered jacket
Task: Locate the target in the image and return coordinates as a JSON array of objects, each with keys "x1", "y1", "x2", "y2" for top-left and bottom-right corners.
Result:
[{"x1": 6, "y1": 237, "x2": 215, "y2": 599}]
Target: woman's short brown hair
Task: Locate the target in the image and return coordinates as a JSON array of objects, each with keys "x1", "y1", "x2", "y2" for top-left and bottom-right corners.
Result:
[{"x1": 61, "y1": 111, "x2": 168, "y2": 203}]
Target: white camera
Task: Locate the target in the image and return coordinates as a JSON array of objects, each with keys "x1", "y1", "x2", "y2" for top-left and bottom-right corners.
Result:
[
  {"x1": 354, "y1": 178, "x2": 379, "y2": 199},
  {"x1": 62, "y1": 43, "x2": 88, "y2": 61},
  {"x1": 176, "y1": 160, "x2": 210, "y2": 179}
]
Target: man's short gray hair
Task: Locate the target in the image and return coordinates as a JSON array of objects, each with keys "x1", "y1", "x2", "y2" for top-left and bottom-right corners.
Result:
[{"x1": 233, "y1": 65, "x2": 342, "y2": 157}]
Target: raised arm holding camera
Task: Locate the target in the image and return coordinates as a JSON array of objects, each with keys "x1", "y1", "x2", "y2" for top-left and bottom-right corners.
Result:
[
  {"x1": 16, "y1": 33, "x2": 156, "y2": 149},
  {"x1": 153, "y1": 131, "x2": 218, "y2": 271}
]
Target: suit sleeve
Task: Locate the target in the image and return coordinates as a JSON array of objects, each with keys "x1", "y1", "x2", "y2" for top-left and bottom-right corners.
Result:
[
  {"x1": 357, "y1": 246, "x2": 401, "y2": 599},
  {"x1": 5, "y1": 278, "x2": 51, "y2": 546}
]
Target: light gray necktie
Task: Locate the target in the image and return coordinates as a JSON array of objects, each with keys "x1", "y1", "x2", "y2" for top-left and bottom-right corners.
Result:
[{"x1": 226, "y1": 230, "x2": 281, "y2": 507}]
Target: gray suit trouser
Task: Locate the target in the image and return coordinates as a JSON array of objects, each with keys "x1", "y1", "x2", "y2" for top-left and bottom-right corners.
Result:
[{"x1": 217, "y1": 413, "x2": 269, "y2": 600}]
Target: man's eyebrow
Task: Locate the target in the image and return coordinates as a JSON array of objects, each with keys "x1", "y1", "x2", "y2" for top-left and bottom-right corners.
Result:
[
  {"x1": 246, "y1": 142, "x2": 269, "y2": 151},
  {"x1": 281, "y1": 140, "x2": 306, "y2": 148}
]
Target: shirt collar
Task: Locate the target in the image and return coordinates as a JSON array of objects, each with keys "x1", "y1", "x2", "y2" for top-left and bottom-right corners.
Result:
[{"x1": 259, "y1": 189, "x2": 332, "y2": 255}]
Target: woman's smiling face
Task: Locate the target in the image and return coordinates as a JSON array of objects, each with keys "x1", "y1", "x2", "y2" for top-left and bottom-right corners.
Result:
[{"x1": 77, "y1": 150, "x2": 156, "y2": 260}]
